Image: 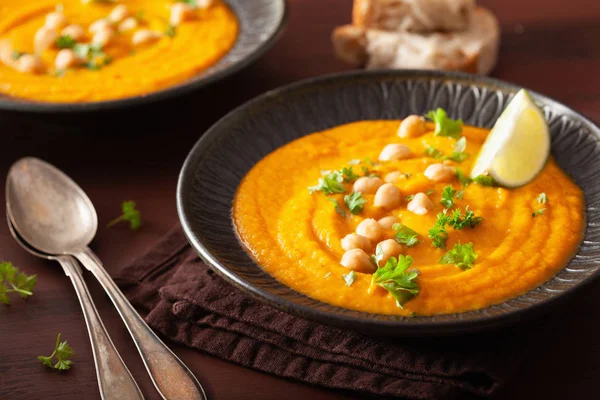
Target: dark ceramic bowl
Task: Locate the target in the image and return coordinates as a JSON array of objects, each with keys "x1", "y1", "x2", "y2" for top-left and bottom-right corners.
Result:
[
  {"x1": 177, "y1": 70, "x2": 600, "y2": 336},
  {"x1": 0, "y1": 0, "x2": 287, "y2": 113}
]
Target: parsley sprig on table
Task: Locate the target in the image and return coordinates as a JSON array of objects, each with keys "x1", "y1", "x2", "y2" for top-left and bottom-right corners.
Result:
[
  {"x1": 370, "y1": 247, "x2": 420, "y2": 308},
  {"x1": 425, "y1": 108, "x2": 463, "y2": 139},
  {"x1": 439, "y1": 242, "x2": 478, "y2": 270},
  {"x1": 392, "y1": 223, "x2": 420, "y2": 247},
  {"x1": 0, "y1": 262, "x2": 37, "y2": 305},
  {"x1": 107, "y1": 201, "x2": 142, "y2": 230},
  {"x1": 38, "y1": 333, "x2": 74, "y2": 371}
]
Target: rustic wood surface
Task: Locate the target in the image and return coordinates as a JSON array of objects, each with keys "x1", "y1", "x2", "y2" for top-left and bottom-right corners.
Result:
[{"x1": 1, "y1": 0, "x2": 600, "y2": 398}]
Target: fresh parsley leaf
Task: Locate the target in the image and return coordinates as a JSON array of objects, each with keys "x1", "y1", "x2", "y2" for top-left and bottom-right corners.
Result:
[
  {"x1": 392, "y1": 223, "x2": 420, "y2": 247},
  {"x1": 0, "y1": 262, "x2": 37, "y2": 305},
  {"x1": 439, "y1": 242, "x2": 477, "y2": 270},
  {"x1": 341, "y1": 167, "x2": 359, "y2": 183},
  {"x1": 38, "y1": 333, "x2": 74, "y2": 371},
  {"x1": 426, "y1": 189, "x2": 435, "y2": 195},
  {"x1": 425, "y1": 108, "x2": 463, "y2": 139},
  {"x1": 446, "y1": 137, "x2": 469, "y2": 162},
  {"x1": 405, "y1": 194, "x2": 415, "y2": 202},
  {"x1": 107, "y1": 201, "x2": 142, "y2": 230},
  {"x1": 327, "y1": 198, "x2": 347, "y2": 217},
  {"x1": 56, "y1": 35, "x2": 76, "y2": 49},
  {"x1": 428, "y1": 211, "x2": 451, "y2": 249},
  {"x1": 342, "y1": 271, "x2": 357, "y2": 286},
  {"x1": 456, "y1": 190, "x2": 464, "y2": 200},
  {"x1": 455, "y1": 168, "x2": 471, "y2": 186},
  {"x1": 371, "y1": 255, "x2": 420, "y2": 308},
  {"x1": 308, "y1": 171, "x2": 345, "y2": 195},
  {"x1": 177, "y1": 0, "x2": 198, "y2": 6},
  {"x1": 532, "y1": 208, "x2": 546, "y2": 217},
  {"x1": 344, "y1": 192, "x2": 365, "y2": 215},
  {"x1": 165, "y1": 25, "x2": 176, "y2": 37},
  {"x1": 370, "y1": 243, "x2": 384, "y2": 267},
  {"x1": 537, "y1": 193, "x2": 548, "y2": 204},
  {"x1": 74, "y1": 43, "x2": 112, "y2": 70},
  {"x1": 472, "y1": 175, "x2": 496, "y2": 186},
  {"x1": 448, "y1": 206, "x2": 483, "y2": 230},
  {"x1": 441, "y1": 185, "x2": 457, "y2": 208},
  {"x1": 425, "y1": 145, "x2": 444, "y2": 159}
]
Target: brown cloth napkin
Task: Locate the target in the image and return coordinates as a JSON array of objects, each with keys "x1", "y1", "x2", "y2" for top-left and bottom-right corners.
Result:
[{"x1": 114, "y1": 226, "x2": 549, "y2": 400}]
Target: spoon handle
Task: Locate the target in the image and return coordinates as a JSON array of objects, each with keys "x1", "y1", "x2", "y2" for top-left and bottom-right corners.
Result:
[
  {"x1": 75, "y1": 247, "x2": 207, "y2": 400},
  {"x1": 57, "y1": 256, "x2": 144, "y2": 400}
]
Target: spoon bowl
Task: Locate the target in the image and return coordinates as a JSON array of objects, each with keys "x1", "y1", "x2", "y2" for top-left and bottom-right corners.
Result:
[{"x1": 6, "y1": 157, "x2": 97, "y2": 255}]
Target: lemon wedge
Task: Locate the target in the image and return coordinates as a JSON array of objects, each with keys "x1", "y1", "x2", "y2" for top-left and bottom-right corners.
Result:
[{"x1": 470, "y1": 89, "x2": 550, "y2": 187}]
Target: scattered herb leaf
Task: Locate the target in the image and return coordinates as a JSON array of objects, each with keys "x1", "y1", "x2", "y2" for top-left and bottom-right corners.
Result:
[
  {"x1": 12, "y1": 50, "x2": 23, "y2": 60},
  {"x1": 38, "y1": 333, "x2": 74, "y2": 371},
  {"x1": 448, "y1": 206, "x2": 483, "y2": 230},
  {"x1": 425, "y1": 108, "x2": 463, "y2": 139},
  {"x1": 425, "y1": 145, "x2": 444, "y2": 159},
  {"x1": 342, "y1": 271, "x2": 357, "y2": 286},
  {"x1": 107, "y1": 201, "x2": 142, "y2": 230},
  {"x1": 441, "y1": 185, "x2": 457, "y2": 208},
  {"x1": 370, "y1": 243, "x2": 384, "y2": 267},
  {"x1": 56, "y1": 35, "x2": 76, "y2": 49},
  {"x1": 371, "y1": 255, "x2": 420, "y2": 308},
  {"x1": 393, "y1": 223, "x2": 420, "y2": 247},
  {"x1": 405, "y1": 194, "x2": 415, "y2": 202},
  {"x1": 327, "y1": 198, "x2": 347, "y2": 217},
  {"x1": 537, "y1": 193, "x2": 548, "y2": 204},
  {"x1": 0, "y1": 262, "x2": 37, "y2": 305},
  {"x1": 472, "y1": 175, "x2": 496, "y2": 187},
  {"x1": 428, "y1": 211, "x2": 451, "y2": 249},
  {"x1": 446, "y1": 137, "x2": 469, "y2": 162},
  {"x1": 341, "y1": 167, "x2": 359, "y2": 183},
  {"x1": 532, "y1": 208, "x2": 546, "y2": 217},
  {"x1": 456, "y1": 189, "x2": 464, "y2": 200},
  {"x1": 165, "y1": 25, "x2": 176, "y2": 37},
  {"x1": 308, "y1": 171, "x2": 345, "y2": 195},
  {"x1": 439, "y1": 242, "x2": 477, "y2": 270},
  {"x1": 455, "y1": 168, "x2": 471, "y2": 187},
  {"x1": 426, "y1": 189, "x2": 435, "y2": 195},
  {"x1": 344, "y1": 192, "x2": 366, "y2": 215}
]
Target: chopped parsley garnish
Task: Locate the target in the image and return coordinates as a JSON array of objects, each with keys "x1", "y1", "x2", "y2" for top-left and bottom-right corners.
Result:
[
  {"x1": 439, "y1": 242, "x2": 477, "y2": 270},
  {"x1": 425, "y1": 145, "x2": 444, "y2": 159},
  {"x1": 165, "y1": 25, "x2": 176, "y2": 37},
  {"x1": 342, "y1": 271, "x2": 357, "y2": 286},
  {"x1": 74, "y1": 43, "x2": 112, "y2": 70},
  {"x1": 344, "y1": 192, "x2": 366, "y2": 215},
  {"x1": 440, "y1": 185, "x2": 457, "y2": 208},
  {"x1": 472, "y1": 175, "x2": 496, "y2": 186},
  {"x1": 532, "y1": 208, "x2": 546, "y2": 217},
  {"x1": 107, "y1": 201, "x2": 142, "y2": 230},
  {"x1": 425, "y1": 108, "x2": 463, "y2": 139},
  {"x1": 428, "y1": 211, "x2": 451, "y2": 249},
  {"x1": 446, "y1": 137, "x2": 469, "y2": 162},
  {"x1": 448, "y1": 206, "x2": 483, "y2": 230},
  {"x1": 455, "y1": 168, "x2": 471, "y2": 186},
  {"x1": 327, "y1": 198, "x2": 347, "y2": 217},
  {"x1": 405, "y1": 194, "x2": 415, "y2": 202},
  {"x1": 341, "y1": 167, "x2": 359, "y2": 182},
  {"x1": 38, "y1": 333, "x2": 74, "y2": 371},
  {"x1": 0, "y1": 262, "x2": 37, "y2": 305},
  {"x1": 308, "y1": 170, "x2": 345, "y2": 195},
  {"x1": 56, "y1": 35, "x2": 76, "y2": 49},
  {"x1": 537, "y1": 193, "x2": 548, "y2": 204},
  {"x1": 370, "y1": 254, "x2": 420, "y2": 308},
  {"x1": 456, "y1": 189, "x2": 464, "y2": 200},
  {"x1": 393, "y1": 223, "x2": 420, "y2": 247},
  {"x1": 426, "y1": 189, "x2": 435, "y2": 195}
]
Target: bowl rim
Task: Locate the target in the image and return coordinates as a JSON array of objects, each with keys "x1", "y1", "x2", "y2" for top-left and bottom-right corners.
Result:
[
  {"x1": 177, "y1": 69, "x2": 600, "y2": 335},
  {"x1": 0, "y1": 0, "x2": 288, "y2": 113}
]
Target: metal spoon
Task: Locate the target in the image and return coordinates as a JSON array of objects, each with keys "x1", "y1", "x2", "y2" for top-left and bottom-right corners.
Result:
[
  {"x1": 6, "y1": 157, "x2": 206, "y2": 400},
  {"x1": 6, "y1": 214, "x2": 143, "y2": 400}
]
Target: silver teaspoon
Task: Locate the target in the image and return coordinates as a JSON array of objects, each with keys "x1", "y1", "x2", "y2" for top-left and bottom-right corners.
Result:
[
  {"x1": 6, "y1": 157, "x2": 206, "y2": 400},
  {"x1": 6, "y1": 214, "x2": 143, "y2": 400}
]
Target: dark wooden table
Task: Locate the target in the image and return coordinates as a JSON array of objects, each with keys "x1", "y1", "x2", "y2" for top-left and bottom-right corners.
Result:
[{"x1": 1, "y1": 0, "x2": 600, "y2": 398}]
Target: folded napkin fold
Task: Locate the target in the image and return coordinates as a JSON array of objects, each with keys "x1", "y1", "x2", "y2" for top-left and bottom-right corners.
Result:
[{"x1": 115, "y1": 226, "x2": 547, "y2": 400}]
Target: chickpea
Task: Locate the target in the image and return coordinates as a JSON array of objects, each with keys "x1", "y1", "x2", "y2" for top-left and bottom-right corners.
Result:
[
  {"x1": 119, "y1": 17, "x2": 138, "y2": 33},
  {"x1": 170, "y1": 2, "x2": 196, "y2": 26},
  {"x1": 379, "y1": 143, "x2": 412, "y2": 162},
  {"x1": 92, "y1": 28, "x2": 115, "y2": 48},
  {"x1": 407, "y1": 192, "x2": 434, "y2": 215},
  {"x1": 109, "y1": 5, "x2": 130, "y2": 23},
  {"x1": 132, "y1": 29, "x2": 162, "y2": 46},
  {"x1": 373, "y1": 183, "x2": 402, "y2": 209},
  {"x1": 356, "y1": 218, "x2": 383, "y2": 242},
  {"x1": 89, "y1": 19, "x2": 113, "y2": 35},
  {"x1": 54, "y1": 49, "x2": 81, "y2": 70},
  {"x1": 375, "y1": 239, "x2": 404, "y2": 266},
  {"x1": 340, "y1": 249, "x2": 376, "y2": 273},
  {"x1": 45, "y1": 12, "x2": 67, "y2": 30},
  {"x1": 196, "y1": 0, "x2": 214, "y2": 8},
  {"x1": 424, "y1": 163, "x2": 455, "y2": 182},
  {"x1": 15, "y1": 54, "x2": 44, "y2": 74},
  {"x1": 340, "y1": 233, "x2": 372, "y2": 252},
  {"x1": 378, "y1": 216, "x2": 399, "y2": 230},
  {"x1": 397, "y1": 115, "x2": 426, "y2": 138},
  {"x1": 384, "y1": 171, "x2": 403, "y2": 183},
  {"x1": 353, "y1": 176, "x2": 383, "y2": 194},
  {"x1": 34, "y1": 27, "x2": 59, "y2": 53},
  {"x1": 0, "y1": 39, "x2": 14, "y2": 65},
  {"x1": 61, "y1": 25, "x2": 85, "y2": 41}
]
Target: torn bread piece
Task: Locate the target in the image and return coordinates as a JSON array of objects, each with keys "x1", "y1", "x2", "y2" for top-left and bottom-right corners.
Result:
[
  {"x1": 332, "y1": 7, "x2": 499, "y2": 74},
  {"x1": 353, "y1": 0, "x2": 475, "y2": 33}
]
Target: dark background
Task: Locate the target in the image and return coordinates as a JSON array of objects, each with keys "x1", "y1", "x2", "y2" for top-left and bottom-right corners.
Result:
[{"x1": 1, "y1": 0, "x2": 600, "y2": 398}]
